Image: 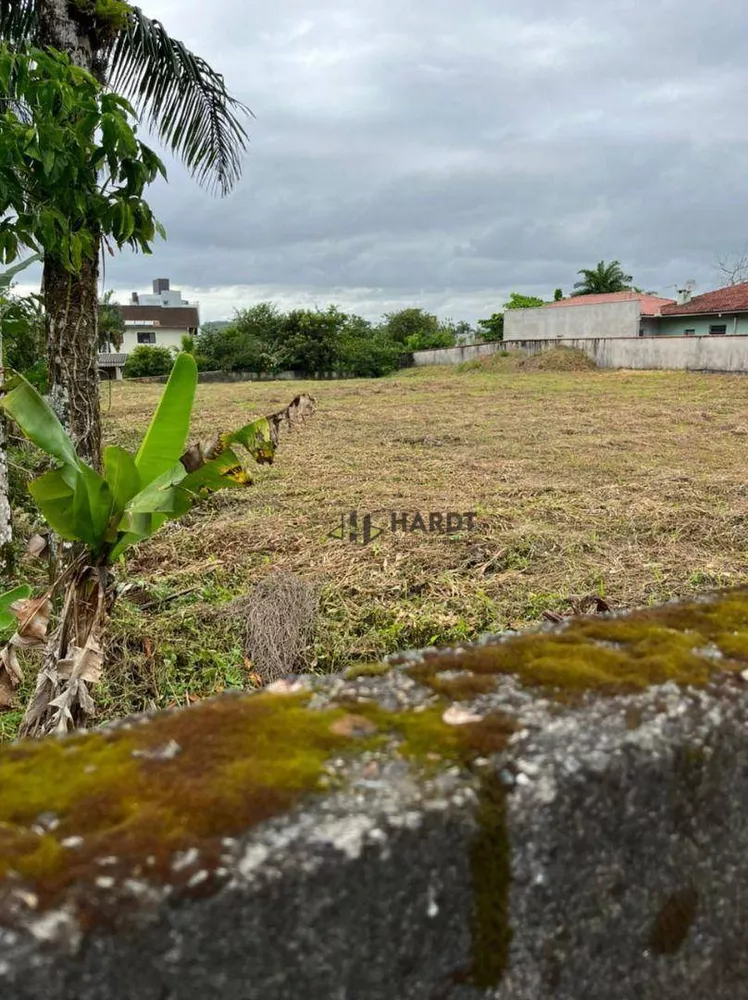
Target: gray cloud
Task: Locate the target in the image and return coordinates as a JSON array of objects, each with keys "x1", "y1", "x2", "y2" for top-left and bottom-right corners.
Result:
[{"x1": 96, "y1": 0, "x2": 748, "y2": 320}]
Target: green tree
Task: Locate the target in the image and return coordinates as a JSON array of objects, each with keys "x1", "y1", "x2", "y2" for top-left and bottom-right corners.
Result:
[
  {"x1": 504, "y1": 293, "x2": 546, "y2": 310},
  {"x1": 0, "y1": 2, "x2": 249, "y2": 469},
  {"x1": 381, "y1": 308, "x2": 454, "y2": 352},
  {"x1": 197, "y1": 304, "x2": 286, "y2": 374},
  {"x1": 123, "y1": 344, "x2": 174, "y2": 378},
  {"x1": 283, "y1": 306, "x2": 349, "y2": 375},
  {"x1": 554, "y1": 288, "x2": 564, "y2": 301},
  {"x1": 572, "y1": 260, "x2": 633, "y2": 296},
  {"x1": 0, "y1": 255, "x2": 41, "y2": 570},
  {"x1": 98, "y1": 290, "x2": 125, "y2": 351},
  {"x1": 338, "y1": 315, "x2": 401, "y2": 377},
  {"x1": 443, "y1": 319, "x2": 474, "y2": 345},
  {"x1": 0, "y1": 44, "x2": 166, "y2": 465},
  {"x1": 476, "y1": 313, "x2": 504, "y2": 342}
]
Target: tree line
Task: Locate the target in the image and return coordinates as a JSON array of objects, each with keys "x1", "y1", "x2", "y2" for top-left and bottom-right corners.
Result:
[{"x1": 123, "y1": 258, "x2": 641, "y2": 379}]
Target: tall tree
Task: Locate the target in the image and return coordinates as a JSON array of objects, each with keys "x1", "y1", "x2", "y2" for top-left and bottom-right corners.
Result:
[
  {"x1": 714, "y1": 249, "x2": 748, "y2": 286},
  {"x1": 0, "y1": 1, "x2": 249, "y2": 468},
  {"x1": 0, "y1": 256, "x2": 40, "y2": 571},
  {"x1": 98, "y1": 290, "x2": 125, "y2": 351},
  {"x1": 572, "y1": 260, "x2": 633, "y2": 297}
]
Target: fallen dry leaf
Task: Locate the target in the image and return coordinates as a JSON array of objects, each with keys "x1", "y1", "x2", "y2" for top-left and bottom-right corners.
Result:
[
  {"x1": 442, "y1": 705, "x2": 483, "y2": 726},
  {"x1": 26, "y1": 534, "x2": 48, "y2": 559},
  {"x1": 329, "y1": 713, "x2": 378, "y2": 738},
  {"x1": 11, "y1": 597, "x2": 52, "y2": 644},
  {"x1": 0, "y1": 645, "x2": 22, "y2": 709}
]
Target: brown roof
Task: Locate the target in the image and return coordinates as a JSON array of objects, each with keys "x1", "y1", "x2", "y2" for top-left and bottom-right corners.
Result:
[
  {"x1": 660, "y1": 282, "x2": 748, "y2": 316},
  {"x1": 545, "y1": 291, "x2": 675, "y2": 317},
  {"x1": 121, "y1": 305, "x2": 199, "y2": 329}
]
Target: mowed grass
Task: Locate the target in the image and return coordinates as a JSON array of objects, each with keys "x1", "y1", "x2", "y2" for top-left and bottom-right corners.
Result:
[{"x1": 9, "y1": 362, "x2": 747, "y2": 734}]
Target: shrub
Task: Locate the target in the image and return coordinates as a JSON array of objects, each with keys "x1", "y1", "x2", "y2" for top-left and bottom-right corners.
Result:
[{"x1": 124, "y1": 345, "x2": 175, "y2": 378}]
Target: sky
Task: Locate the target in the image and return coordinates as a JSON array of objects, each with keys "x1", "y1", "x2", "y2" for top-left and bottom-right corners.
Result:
[{"x1": 34, "y1": 0, "x2": 748, "y2": 321}]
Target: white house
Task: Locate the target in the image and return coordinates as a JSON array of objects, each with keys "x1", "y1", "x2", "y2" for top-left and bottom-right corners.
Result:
[{"x1": 99, "y1": 278, "x2": 200, "y2": 379}]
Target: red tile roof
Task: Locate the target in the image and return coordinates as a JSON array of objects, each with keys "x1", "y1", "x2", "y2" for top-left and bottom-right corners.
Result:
[
  {"x1": 660, "y1": 282, "x2": 748, "y2": 316},
  {"x1": 545, "y1": 291, "x2": 675, "y2": 317}
]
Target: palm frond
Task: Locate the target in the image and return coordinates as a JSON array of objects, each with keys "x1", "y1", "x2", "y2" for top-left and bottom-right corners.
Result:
[
  {"x1": 0, "y1": 0, "x2": 37, "y2": 44},
  {"x1": 108, "y1": 7, "x2": 251, "y2": 196}
]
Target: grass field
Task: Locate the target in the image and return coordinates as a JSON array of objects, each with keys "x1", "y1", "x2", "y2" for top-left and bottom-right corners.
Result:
[{"x1": 5, "y1": 360, "x2": 748, "y2": 736}]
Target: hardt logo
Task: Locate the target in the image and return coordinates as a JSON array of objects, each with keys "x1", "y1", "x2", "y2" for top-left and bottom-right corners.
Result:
[{"x1": 328, "y1": 510, "x2": 478, "y2": 546}]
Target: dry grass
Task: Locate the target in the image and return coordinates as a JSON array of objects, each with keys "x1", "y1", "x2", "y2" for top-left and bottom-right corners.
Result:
[
  {"x1": 224, "y1": 572, "x2": 320, "y2": 683},
  {"x1": 61, "y1": 363, "x2": 747, "y2": 723}
]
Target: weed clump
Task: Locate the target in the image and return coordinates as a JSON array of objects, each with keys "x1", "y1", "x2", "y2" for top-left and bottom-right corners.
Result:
[{"x1": 225, "y1": 572, "x2": 320, "y2": 683}]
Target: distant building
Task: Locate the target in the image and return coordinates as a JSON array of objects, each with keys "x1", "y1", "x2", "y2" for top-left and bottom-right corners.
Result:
[
  {"x1": 98, "y1": 279, "x2": 200, "y2": 379},
  {"x1": 504, "y1": 291, "x2": 677, "y2": 342},
  {"x1": 657, "y1": 282, "x2": 748, "y2": 336}
]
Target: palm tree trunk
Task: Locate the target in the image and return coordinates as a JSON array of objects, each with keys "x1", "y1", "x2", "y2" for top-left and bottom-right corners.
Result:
[
  {"x1": 43, "y1": 251, "x2": 102, "y2": 470},
  {"x1": 37, "y1": 1, "x2": 103, "y2": 471}
]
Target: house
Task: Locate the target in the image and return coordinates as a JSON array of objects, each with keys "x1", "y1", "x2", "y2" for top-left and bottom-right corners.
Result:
[
  {"x1": 98, "y1": 278, "x2": 200, "y2": 379},
  {"x1": 503, "y1": 291, "x2": 677, "y2": 342},
  {"x1": 656, "y1": 282, "x2": 748, "y2": 337}
]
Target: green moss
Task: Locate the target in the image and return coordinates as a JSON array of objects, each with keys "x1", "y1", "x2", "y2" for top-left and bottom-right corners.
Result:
[
  {"x1": 424, "y1": 673, "x2": 497, "y2": 701},
  {"x1": 343, "y1": 662, "x2": 392, "y2": 680},
  {"x1": 0, "y1": 693, "x2": 358, "y2": 906},
  {"x1": 649, "y1": 886, "x2": 699, "y2": 955},
  {"x1": 468, "y1": 773, "x2": 512, "y2": 987},
  {"x1": 407, "y1": 590, "x2": 748, "y2": 697},
  {"x1": 354, "y1": 704, "x2": 516, "y2": 764}
]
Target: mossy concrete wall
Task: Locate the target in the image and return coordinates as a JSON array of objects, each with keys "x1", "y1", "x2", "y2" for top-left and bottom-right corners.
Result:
[{"x1": 4, "y1": 590, "x2": 748, "y2": 998}]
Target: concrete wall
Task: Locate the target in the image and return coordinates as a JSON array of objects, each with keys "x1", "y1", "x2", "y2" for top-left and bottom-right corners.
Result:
[
  {"x1": 656, "y1": 314, "x2": 748, "y2": 337},
  {"x1": 504, "y1": 299, "x2": 641, "y2": 341},
  {"x1": 5, "y1": 589, "x2": 748, "y2": 999},
  {"x1": 411, "y1": 342, "x2": 504, "y2": 366},
  {"x1": 509, "y1": 335, "x2": 748, "y2": 372},
  {"x1": 127, "y1": 370, "x2": 346, "y2": 385}
]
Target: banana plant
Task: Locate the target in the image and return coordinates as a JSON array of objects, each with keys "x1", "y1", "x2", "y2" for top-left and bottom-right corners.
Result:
[{"x1": 0, "y1": 354, "x2": 315, "y2": 736}]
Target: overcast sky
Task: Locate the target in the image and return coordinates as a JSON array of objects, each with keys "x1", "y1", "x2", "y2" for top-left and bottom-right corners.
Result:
[{"x1": 83, "y1": 0, "x2": 748, "y2": 320}]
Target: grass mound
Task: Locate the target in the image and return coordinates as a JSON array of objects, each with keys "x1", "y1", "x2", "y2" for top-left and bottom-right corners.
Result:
[
  {"x1": 514, "y1": 346, "x2": 597, "y2": 372},
  {"x1": 455, "y1": 346, "x2": 596, "y2": 374}
]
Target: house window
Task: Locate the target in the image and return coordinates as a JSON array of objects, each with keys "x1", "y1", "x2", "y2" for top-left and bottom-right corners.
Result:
[
  {"x1": 684, "y1": 328, "x2": 695, "y2": 336},
  {"x1": 137, "y1": 331, "x2": 156, "y2": 344},
  {"x1": 709, "y1": 324, "x2": 727, "y2": 336}
]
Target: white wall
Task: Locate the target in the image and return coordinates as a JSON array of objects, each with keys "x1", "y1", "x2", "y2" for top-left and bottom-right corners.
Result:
[
  {"x1": 122, "y1": 329, "x2": 185, "y2": 352},
  {"x1": 410, "y1": 336, "x2": 748, "y2": 373},
  {"x1": 504, "y1": 300, "x2": 641, "y2": 341},
  {"x1": 411, "y1": 342, "x2": 504, "y2": 366},
  {"x1": 511, "y1": 336, "x2": 748, "y2": 372}
]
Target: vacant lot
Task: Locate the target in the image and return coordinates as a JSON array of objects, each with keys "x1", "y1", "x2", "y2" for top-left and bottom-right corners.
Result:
[{"x1": 7, "y1": 363, "x2": 748, "y2": 734}]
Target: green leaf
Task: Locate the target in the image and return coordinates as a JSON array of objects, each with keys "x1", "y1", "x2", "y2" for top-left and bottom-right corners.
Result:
[
  {"x1": 134, "y1": 352, "x2": 197, "y2": 485},
  {"x1": 0, "y1": 254, "x2": 41, "y2": 293},
  {"x1": 220, "y1": 415, "x2": 276, "y2": 464},
  {"x1": 29, "y1": 467, "x2": 79, "y2": 540},
  {"x1": 0, "y1": 374, "x2": 79, "y2": 468},
  {"x1": 0, "y1": 585, "x2": 32, "y2": 633},
  {"x1": 72, "y1": 464, "x2": 113, "y2": 551},
  {"x1": 103, "y1": 445, "x2": 140, "y2": 515},
  {"x1": 109, "y1": 462, "x2": 188, "y2": 560},
  {"x1": 179, "y1": 447, "x2": 251, "y2": 498},
  {"x1": 29, "y1": 463, "x2": 111, "y2": 550}
]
